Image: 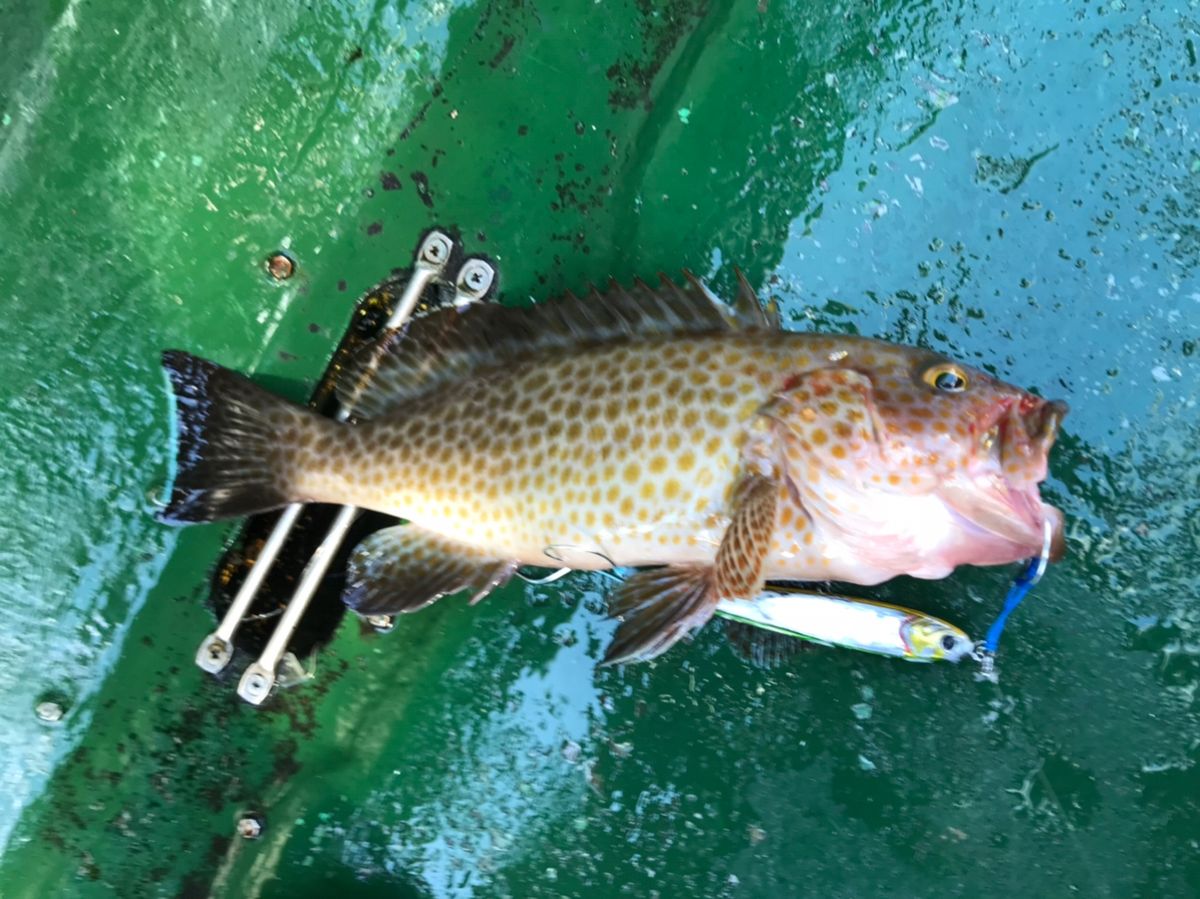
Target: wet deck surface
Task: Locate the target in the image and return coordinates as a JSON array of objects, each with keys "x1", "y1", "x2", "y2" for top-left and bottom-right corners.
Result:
[{"x1": 0, "y1": 0, "x2": 1196, "y2": 895}]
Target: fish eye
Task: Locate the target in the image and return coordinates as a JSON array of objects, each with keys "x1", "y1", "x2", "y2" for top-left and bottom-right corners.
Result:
[
  {"x1": 940, "y1": 634, "x2": 958, "y2": 651},
  {"x1": 924, "y1": 364, "x2": 968, "y2": 393}
]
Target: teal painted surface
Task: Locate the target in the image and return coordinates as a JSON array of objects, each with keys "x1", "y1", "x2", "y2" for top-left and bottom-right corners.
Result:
[{"x1": 0, "y1": 0, "x2": 1197, "y2": 896}]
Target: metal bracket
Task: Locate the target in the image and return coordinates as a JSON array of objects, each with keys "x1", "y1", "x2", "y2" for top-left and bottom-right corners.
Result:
[{"x1": 192, "y1": 229, "x2": 475, "y2": 702}]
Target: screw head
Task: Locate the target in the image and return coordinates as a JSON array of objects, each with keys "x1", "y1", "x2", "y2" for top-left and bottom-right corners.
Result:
[
  {"x1": 457, "y1": 260, "x2": 495, "y2": 297},
  {"x1": 422, "y1": 234, "x2": 452, "y2": 264},
  {"x1": 35, "y1": 701, "x2": 64, "y2": 723},
  {"x1": 237, "y1": 814, "x2": 264, "y2": 839},
  {"x1": 266, "y1": 253, "x2": 295, "y2": 280}
]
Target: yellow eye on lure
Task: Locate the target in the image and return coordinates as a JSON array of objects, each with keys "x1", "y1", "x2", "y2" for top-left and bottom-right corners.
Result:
[{"x1": 715, "y1": 590, "x2": 974, "y2": 663}]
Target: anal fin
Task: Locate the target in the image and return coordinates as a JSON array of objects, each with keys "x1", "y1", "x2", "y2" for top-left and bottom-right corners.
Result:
[
  {"x1": 343, "y1": 524, "x2": 516, "y2": 616},
  {"x1": 602, "y1": 565, "x2": 713, "y2": 665}
]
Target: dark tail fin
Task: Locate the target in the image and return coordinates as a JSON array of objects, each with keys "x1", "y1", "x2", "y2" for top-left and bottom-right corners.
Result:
[{"x1": 158, "y1": 350, "x2": 318, "y2": 524}]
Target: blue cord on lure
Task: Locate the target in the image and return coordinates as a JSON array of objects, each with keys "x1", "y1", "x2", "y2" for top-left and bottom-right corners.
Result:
[{"x1": 977, "y1": 518, "x2": 1054, "y2": 675}]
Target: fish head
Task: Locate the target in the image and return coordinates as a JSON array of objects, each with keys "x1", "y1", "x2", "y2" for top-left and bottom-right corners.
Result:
[
  {"x1": 900, "y1": 615, "x2": 974, "y2": 662},
  {"x1": 866, "y1": 346, "x2": 1068, "y2": 564},
  {"x1": 777, "y1": 338, "x2": 1067, "y2": 571}
]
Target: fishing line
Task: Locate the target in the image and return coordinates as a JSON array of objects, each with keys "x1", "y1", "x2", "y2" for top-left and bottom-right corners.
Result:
[
  {"x1": 964, "y1": 518, "x2": 1104, "y2": 892},
  {"x1": 515, "y1": 567, "x2": 572, "y2": 585},
  {"x1": 518, "y1": 545, "x2": 624, "y2": 585},
  {"x1": 975, "y1": 517, "x2": 1054, "y2": 676}
]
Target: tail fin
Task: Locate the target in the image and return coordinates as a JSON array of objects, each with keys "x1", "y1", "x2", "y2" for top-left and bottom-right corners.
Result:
[{"x1": 158, "y1": 350, "x2": 317, "y2": 524}]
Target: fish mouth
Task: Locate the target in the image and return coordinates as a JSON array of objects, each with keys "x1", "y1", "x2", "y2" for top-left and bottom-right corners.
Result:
[
  {"x1": 976, "y1": 397, "x2": 1067, "y2": 481},
  {"x1": 933, "y1": 396, "x2": 1069, "y2": 565},
  {"x1": 894, "y1": 393, "x2": 1067, "y2": 569},
  {"x1": 1015, "y1": 397, "x2": 1068, "y2": 457}
]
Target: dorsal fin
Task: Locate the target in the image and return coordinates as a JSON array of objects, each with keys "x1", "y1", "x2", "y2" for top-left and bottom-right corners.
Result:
[
  {"x1": 732, "y1": 267, "x2": 781, "y2": 331},
  {"x1": 336, "y1": 271, "x2": 777, "y2": 420}
]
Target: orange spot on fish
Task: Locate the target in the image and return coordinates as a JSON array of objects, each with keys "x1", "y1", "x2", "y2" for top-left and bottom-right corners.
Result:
[{"x1": 706, "y1": 410, "x2": 729, "y2": 429}]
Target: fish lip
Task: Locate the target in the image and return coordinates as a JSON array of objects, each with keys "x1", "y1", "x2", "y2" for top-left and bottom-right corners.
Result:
[
  {"x1": 993, "y1": 396, "x2": 1068, "y2": 469},
  {"x1": 1029, "y1": 398, "x2": 1069, "y2": 446}
]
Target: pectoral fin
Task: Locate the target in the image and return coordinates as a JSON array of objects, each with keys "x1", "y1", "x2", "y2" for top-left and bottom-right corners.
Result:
[
  {"x1": 714, "y1": 473, "x2": 779, "y2": 598},
  {"x1": 603, "y1": 472, "x2": 781, "y2": 665},
  {"x1": 343, "y1": 525, "x2": 516, "y2": 616}
]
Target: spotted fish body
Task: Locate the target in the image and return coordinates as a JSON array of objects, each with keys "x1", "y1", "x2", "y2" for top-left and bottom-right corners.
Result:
[
  {"x1": 302, "y1": 333, "x2": 863, "y2": 574},
  {"x1": 160, "y1": 274, "x2": 1067, "y2": 663}
]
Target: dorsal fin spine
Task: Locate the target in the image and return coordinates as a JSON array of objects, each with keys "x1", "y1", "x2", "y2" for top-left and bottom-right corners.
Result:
[{"x1": 334, "y1": 270, "x2": 764, "y2": 420}]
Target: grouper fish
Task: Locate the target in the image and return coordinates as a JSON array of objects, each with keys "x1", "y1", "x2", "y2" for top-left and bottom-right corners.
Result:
[{"x1": 158, "y1": 274, "x2": 1067, "y2": 664}]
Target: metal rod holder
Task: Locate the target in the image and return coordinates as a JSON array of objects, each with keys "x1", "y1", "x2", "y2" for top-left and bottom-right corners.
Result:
[{"x1": 194, "y1": 228, "x2": 457, "y2": 694}]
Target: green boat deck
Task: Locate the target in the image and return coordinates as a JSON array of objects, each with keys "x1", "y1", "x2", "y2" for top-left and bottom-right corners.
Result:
[{"x1": 0, "y1": 0, "x2": 1197, "y2": 895}]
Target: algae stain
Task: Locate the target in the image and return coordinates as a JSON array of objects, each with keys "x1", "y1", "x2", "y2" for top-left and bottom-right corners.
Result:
[{"x1": 975, "y1": 144, "x2": 1060, "y2": 195}]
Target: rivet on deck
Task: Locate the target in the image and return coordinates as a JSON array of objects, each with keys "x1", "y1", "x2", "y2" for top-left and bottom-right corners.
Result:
[
  {"x1": 265, "y1": 253, "x2": 295, "y2": 281},
  {"x1": 236, "y1": 814, "x2": 264, "y2": 840}
]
